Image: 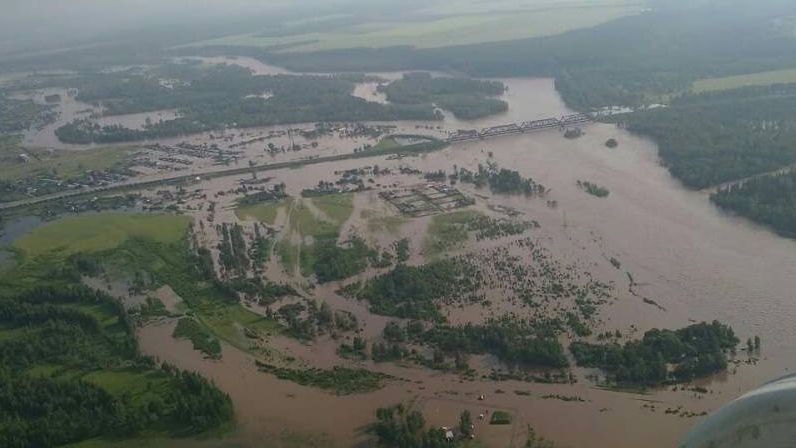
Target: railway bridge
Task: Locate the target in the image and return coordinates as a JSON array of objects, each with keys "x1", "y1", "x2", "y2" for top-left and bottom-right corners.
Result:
[
  {"x1": 445, "y1": 113, "x2": 593, "y2": 143},
  {"x1": 0, "y1": 113, "x2": 595, "y2": 212}
]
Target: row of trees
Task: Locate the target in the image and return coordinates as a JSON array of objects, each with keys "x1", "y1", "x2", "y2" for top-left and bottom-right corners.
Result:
[
  {"x1": 424, "y1": 316, "x2": 569, "y2": 369},
  {"x1": 454, "y1": 162, "x2": 548, "y2": 197},
  {"x1": 218, "y1": 222, "x2": 250, "y2": 275}
]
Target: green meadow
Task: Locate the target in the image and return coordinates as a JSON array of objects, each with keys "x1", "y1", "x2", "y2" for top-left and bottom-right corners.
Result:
[
  {"x1": 692, "y1": 68, "x2": 796, "y2": 93},
  {"x1": 14, "y1": 213, "x2": 191, "y2": 257},
  {"x1": 184, "y1": 2, "x2": 641, "y2": 52},
  {"x1": 424, "y1": 210, "x2": 482, "y2": 257}
]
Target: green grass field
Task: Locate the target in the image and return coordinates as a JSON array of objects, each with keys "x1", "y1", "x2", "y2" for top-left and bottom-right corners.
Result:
[
  {"x1": 235, "y1": 199, "x2": 291, "y2": 225},
  {"x1": 0, "y1": 133, "x2": 23, "y2": 157},
  {"x1": 0, "y1": 268, "x2": 175, "y2": 425},
  {"x1": 7, "y1": 215, "x2": 279, "y2": 356},
  {"x1": 489, "y1": 410, "x2": 513, "y2": 425},
  {"x1": 290, "y1": 201, "x2": 337, "y2": 236},
  {"x1": 13, "y1": 213, "x2": 191, "y2": 257},
  {"x1": 184, "y1": 2, "x2": 641, "y2": 52},
  {"x1": 285, "y1": 194, "x2": 354, "y2": 276},
  {"x1": 310, "y1": 193, "x2": 354, "y2": 227},
  {"x1": 424, "y1": 210, "x2": 482, "y2": 257},
  {"x1": 240, "y1": 193, "x2": 357, "y2": 275},
  {"x1": 367, "y1": 215, "x2": 407, "y2": 235},
  {"x1": 0, "y1": 212, "x2": 260, "y2": 447},
  {"x1": 88, "y1": 236, "x2": 282, "y2": 351},
  {"x1": 201, "y1": 302, "x2": 281, "y2": 347},
  {"x1": 0, "y1": 146, "x2": 135, "y2": 181},
  {"x1": 692, "y1": 68, "x2": 796, "y2": 92},
  {"x1": 373, "y1": 136, "x2": 401, "y2": 151},
  {"x1": 83, "y1": 369, "x2": 172, "y2": 404},
  {"x1": 276, "y1": 238, "x2": 300, "y2": 275},
  {"x1": 283, "y1": 195, "x2": 353, "y2": 238},
  {"x1": 236, "y1": 194, "x2": 353, "y2": 233},
  {"x1": 299, "y1": 246, "x2": 317, "y2": 278},
  {"x1": 173, "y1": 317, "x2": 222, "y2": 358},
  {"x1": 62, "y1": 301, "x2": 124, "y2": 329},
  {"x1": 0, "y1": 324, "x2": 27, "y2": 342}
]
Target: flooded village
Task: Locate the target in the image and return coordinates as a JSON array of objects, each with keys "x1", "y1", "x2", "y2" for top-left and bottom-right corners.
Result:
[
  {"x1": 3, "y1": 57, "x2": 795, "y2": 448},
  {"x1": 5, "y1": 2, "x2": 796, "y2": 448}
]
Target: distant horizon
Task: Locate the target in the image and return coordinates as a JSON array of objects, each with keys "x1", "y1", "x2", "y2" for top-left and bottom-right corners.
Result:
[{"x1": 0, "y1": 0, "x2": 346, "y2": 55}]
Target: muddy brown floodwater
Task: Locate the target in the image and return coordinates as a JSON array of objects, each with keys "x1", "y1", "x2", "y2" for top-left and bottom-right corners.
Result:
[{"x1": 122, "y1": 74, "x2": 796, "y2": 448}]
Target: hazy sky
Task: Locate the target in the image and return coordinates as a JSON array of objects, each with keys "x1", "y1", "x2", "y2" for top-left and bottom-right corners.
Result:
[
  {"x1": 3, "y1": 0, "x2": 288, "y2": 26},
  {"x1": 0, "y1": 0, "x2": 357, "y2": 54},
  {"x1": 0, "y1": 0, "x2": 603, "y2": 55}
]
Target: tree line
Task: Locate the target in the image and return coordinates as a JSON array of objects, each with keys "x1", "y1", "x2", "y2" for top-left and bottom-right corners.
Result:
[
  {"x1": 711, "y1": 170, "x2": 796, "y2": 237},
  {"x1": 621, "y1": 84, "x2": 796, "y2": 189},
  {"x1": 52, "y1": 63, "x2": 441, "y2": 143},
  {"x1": 263, "y1": 0, "x2": 796, "y2": 111},
  {"x1": 570, "y1": 321, "x2": 739, "y2": 386}
]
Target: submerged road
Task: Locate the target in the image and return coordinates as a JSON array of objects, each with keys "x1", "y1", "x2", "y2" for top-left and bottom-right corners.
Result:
[{"x1": 1, "y1": 116, "x2": 594, "y2": 212}]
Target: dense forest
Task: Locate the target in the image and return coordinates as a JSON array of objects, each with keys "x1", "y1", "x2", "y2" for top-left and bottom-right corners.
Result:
[
  {"x1": 344, "y1": 258, "x2": 479, "y2": 321},
  {"x1": 382, "y1": 72, "x2": 507, "y2": 119},
  {"x1": 0, "y1": 218, "x2": 259, "y2": 447},
  {"x1": 0, "y1": 286, "x2": 233, "y2": 448},
  {"x1": 259, "y1": 0, "x2": 796, "y2": 110},
  {"x1": 570, "y1": 321, "x2": 738, "y2": 386},
  {"x1": 3, "y1": 1, "x2": 796, "y2": 116},
  {"x1": 52, "y1": 66, "x2": 509, "y2": 144},
  {"x1": 54, "y1": 64, "x2": 440, "y2": 143},
  {"x1": 711, "y1": 171, "x2": 796, "y2": 237},
  {"x1": 312, "y1": 234, "x2": 374, "y2": 283},
  {"x1": 621, "y1": 85, "x2": 796, "y2": 189}
]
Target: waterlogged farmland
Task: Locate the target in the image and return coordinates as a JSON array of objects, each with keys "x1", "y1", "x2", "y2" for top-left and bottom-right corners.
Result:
[
  {"x1": 2, "y1": 72, "x2": 793, "y2": 448},
  {"x1": 4, "y1": 3, "x2": 796, "y2": 444}
]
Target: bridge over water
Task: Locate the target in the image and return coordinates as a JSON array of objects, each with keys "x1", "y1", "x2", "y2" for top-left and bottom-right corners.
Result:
[
  {"x1": 1, "y1": 113, "x2": 595, "y2": 212},
  {"x1": 445, "y1": 113, "x2": 593, "y2": 143}
]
